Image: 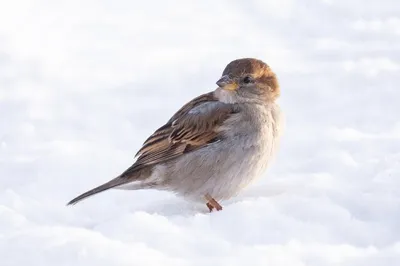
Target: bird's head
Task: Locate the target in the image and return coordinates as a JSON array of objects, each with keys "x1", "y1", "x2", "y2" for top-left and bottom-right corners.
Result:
[{"x1": 215, "y1": 58, "x2": 280, "y2": 104}]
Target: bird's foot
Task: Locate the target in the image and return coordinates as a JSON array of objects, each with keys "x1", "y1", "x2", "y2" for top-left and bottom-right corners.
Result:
[
  {"x1": 205, "y1": 194, "x2": 223, "y2": 212},
  {"x1": 206, "y1": 202, "x2": 215, "y2": 212}
]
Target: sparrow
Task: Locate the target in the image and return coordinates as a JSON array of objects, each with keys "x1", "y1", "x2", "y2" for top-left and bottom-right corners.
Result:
[{"x1": 67, "y1": 58, "x2": 282, "y2": 212}]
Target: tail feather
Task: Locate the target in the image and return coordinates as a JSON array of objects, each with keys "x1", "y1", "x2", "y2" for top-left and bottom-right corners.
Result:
[{"x1": 67, "y1": 177, "x2": 127, "y2": 205}]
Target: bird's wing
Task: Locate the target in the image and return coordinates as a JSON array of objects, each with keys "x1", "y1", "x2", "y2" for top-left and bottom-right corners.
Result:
[{"x1": 120, "y1": 92, "x2": 239, "y2": 177}]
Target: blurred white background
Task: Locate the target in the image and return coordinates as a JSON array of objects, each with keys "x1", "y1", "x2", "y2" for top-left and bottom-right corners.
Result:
[{"x1": 1, "y1": 1, "x2": 400, "y2": 265}]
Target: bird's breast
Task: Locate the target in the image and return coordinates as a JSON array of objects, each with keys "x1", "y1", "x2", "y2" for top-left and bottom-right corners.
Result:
[{"x1": 224, "y1": 103, "x2": 282, "y2": 176}]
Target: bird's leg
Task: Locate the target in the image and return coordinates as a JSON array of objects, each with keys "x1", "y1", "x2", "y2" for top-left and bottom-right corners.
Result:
[
  {"x1": 205, "y1": 193, "x2": 223, "y2": 212},
  {"x1": 206, "y1": 202, "x2": 215, "y2": 212}
]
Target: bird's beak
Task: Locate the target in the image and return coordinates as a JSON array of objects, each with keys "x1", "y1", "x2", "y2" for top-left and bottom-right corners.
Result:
[{"x1": 216, "y1": 75, "x2": 238, "y2": 91}]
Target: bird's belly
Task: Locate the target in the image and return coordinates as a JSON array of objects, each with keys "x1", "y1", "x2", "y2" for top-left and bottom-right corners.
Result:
[{"x1": 159, "y1": 133, "x2": 274, "y2": 201}]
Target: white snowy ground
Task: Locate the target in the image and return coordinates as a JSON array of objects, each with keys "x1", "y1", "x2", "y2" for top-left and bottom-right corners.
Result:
[{"x1": 1, "y1": 0, "x2": 400, "y2": 265}]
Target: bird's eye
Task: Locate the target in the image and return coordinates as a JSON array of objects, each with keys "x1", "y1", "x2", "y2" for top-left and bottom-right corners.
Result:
[{"x1": 242, "y1": 76, "x2": 253, "y2": 84}]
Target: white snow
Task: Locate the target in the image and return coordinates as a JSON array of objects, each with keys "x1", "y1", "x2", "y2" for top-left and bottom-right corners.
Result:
[{"x1": 1, "y1": 1, "x2": 400, "y2": 265}]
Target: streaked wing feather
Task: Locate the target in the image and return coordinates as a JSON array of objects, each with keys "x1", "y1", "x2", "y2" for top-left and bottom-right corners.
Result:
[{"x1": 124, "y1": 92, "x2": 237, "y2": 176}]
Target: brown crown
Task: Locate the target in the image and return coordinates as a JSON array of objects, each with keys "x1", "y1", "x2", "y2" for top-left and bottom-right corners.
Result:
[{"x1": 223, "y1": 58, "x2": 279, "y2": 99}]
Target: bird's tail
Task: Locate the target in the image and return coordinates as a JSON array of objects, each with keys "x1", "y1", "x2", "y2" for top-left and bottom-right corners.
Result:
[{"x1": 67, "y1": 177, "x2": 128, "y2": 205}]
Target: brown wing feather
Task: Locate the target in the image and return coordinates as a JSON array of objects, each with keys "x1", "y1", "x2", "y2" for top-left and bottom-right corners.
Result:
[
  {"x1": 121, "y1": 92, "x2": 237, "y2": 177},
  {"x1": 134, "y1": 93, "x2": 216, "y2": 157}
]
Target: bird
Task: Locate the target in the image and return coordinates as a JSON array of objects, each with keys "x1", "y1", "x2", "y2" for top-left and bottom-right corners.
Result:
[{"x1": 67, "y1": 58, "x2": 283, "y2": 212}]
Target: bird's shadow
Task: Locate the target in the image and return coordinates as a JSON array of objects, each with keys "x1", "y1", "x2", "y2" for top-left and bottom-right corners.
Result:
[
  {"x1": 145, "y1": 199, "x2": 208, "y2": 216},
  {"x1": 143, "y1": 182, "x2": 295, "y2": 216}
]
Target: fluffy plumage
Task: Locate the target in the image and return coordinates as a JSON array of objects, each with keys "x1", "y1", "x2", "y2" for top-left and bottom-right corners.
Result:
[{"x1": 67, "y1": 58, "x2": 283, "y2": 212}]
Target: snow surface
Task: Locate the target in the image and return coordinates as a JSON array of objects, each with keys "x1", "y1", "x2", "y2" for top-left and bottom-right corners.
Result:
[{"x1": 1, "y1": 0, "x2": 400, "y2": 265}]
